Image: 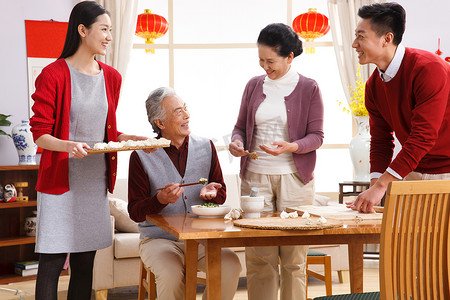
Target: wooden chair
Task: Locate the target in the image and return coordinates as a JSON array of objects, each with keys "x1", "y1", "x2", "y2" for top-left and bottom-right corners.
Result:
[
  {"x1": 314, "y1": 180, "x2": 450, "y2": 300},
  {"x1": 307, "y1": 249, "x2": 332, "y2": 298},
  {"x1": 138, "y1": 259, "x2": 206, "y2": 300},
  {"x1": 138, "y1": 260, "x2": 156, "y2": 300}
]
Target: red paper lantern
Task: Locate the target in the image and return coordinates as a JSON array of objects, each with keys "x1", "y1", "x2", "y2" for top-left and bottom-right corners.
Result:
[
  {"x1": 135, "y1": 9, "x2": 168, "y2": 53},
  {"x1": 292, "y1": 8, "x2": 330, "y2": 54}
]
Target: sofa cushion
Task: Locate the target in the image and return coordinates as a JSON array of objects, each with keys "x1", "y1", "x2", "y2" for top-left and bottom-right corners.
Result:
[
  {"x1": 113, "y1": 257, "x2": 141, "y2": 287},
  {"x1": 114, "y1": 232, "x2": 141, "y2": 259},
  {"x1": 109, "y1": 197, "x2": 139, "y2": 233}
]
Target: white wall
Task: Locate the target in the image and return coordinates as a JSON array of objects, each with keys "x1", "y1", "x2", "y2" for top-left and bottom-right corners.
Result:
[
  {"x1": 396, "y1": 0, "x2": 450, "y2": 57},
  {"x1": 0, "y1": 0, "x2": 449, "y2": 166},
  {"x1": 0, "y1": 0, "x2": 77, "y2": 165}
]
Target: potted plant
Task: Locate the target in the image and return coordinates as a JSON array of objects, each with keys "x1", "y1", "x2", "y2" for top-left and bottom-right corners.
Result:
[{"x1": 0, "y1": 114, "x2": 12, "y2": 137}]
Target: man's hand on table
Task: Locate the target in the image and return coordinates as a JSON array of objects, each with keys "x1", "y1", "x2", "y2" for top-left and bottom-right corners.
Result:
[
  {"x1": 200, "y1": 182, "x2": 222, "y2": 200},
  {"x1": 346, "y1": 186, "x2": 384, "y2": 213},
  {"x1": 346, "y1": 172, "x2": 397, "y2": 213},
  {"x1": 157, "y1": 183, "x2": 184, "y2": 204}
]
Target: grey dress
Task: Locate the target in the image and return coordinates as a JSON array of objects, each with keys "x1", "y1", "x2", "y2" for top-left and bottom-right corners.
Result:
[{"x1": 35, "y1": 61, "x2": 112, "y2": 253}]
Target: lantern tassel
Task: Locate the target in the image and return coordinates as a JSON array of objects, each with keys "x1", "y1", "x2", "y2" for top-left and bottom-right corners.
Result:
[
  {"x1": 145, "y1": 38, "x2": 155, "y2": 54},
  {"x1": 305, "y1": 47, "x2": 315, "y2": 54}
]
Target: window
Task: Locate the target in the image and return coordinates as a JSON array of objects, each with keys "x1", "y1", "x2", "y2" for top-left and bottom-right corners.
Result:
[{"x1": 118, "y1": 0, "x2": 353, "y2": 193}]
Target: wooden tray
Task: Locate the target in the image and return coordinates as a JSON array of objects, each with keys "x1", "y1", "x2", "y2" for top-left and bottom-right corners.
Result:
[
  {"x1": 286, "y1": 204, "x2": 383, "y2": 221},
  {"x1": 86, "y1": 144, "x2": 169, "y2": 154},
  {"x1": 233, "y1": 217, "x2": 342, "y2": 230}
]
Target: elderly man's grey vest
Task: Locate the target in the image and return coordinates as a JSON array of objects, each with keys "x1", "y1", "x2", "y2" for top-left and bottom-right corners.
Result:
[{"x1": 136, "y1": 135, "x2": 212, "y2": 241}]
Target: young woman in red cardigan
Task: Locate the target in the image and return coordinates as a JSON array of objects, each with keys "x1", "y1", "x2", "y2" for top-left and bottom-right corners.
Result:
[{"x1": 29, "y1": 2, "x2": 145, "y2": 299}]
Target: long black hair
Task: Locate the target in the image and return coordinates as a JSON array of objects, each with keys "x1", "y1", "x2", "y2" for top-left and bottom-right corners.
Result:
[
  {"x1": 257, "y1": 23, "x2": 303, "y2": 58},
  {"x1": 59, "y1": 1, "x2": 110, "y2": 59}
]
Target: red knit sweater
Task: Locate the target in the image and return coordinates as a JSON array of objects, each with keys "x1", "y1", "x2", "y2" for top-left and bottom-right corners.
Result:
[
  {"x1": 365, "y1": 47, "x2": 450, "y2": 177},
  {"x1": 30, "y1": 59, "x2": 122, "y2": 194}
]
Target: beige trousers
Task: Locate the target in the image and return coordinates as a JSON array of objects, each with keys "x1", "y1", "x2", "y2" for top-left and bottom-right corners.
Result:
[
  {"x1": 404, "y1": 171, "x2": 450, "y2": 181},
  {"x1": 139, "y1": 238, "x2": 241, "y2": 300},
  {"x1": 242, "y1": 170, "x2": 315, "y2": 300}
]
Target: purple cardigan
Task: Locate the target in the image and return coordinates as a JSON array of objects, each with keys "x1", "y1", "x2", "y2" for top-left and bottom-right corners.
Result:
[{"x1": 231, "y1": 74, "x2": 324, "y2": 184}]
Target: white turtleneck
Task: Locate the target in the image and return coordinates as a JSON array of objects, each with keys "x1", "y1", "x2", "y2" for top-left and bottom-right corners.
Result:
[{"x1": 247, "y1": 66, "x2": 299, "y2": 174}]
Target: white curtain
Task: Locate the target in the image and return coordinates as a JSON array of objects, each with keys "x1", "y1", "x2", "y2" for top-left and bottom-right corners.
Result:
[
  {"x1": 95, "y1": 0, "x2": 138, "y2": 78},
  {"x1": 327, "y1": 0, "x2": 385, "y2": 104}
]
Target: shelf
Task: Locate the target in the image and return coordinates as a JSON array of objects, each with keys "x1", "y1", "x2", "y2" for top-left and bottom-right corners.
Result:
[
  {"x1": 0, "y1": 200, "x2": 37, "y2": 209},
  {"x1": 0, "y1": 165, "x2": 39, "y2": 171},
  {"x1": 0, "y1": 236, "x2": 35, "y2": 247},
  {"x1": 0, "y1": 273, "x2": 38, "y2": 284},
  {"x1": 0, "y1": 270, "x2": 69, "y2": 284},
  {"x1": 0, "y1": 165, "x2": 40, "y2": 283}
]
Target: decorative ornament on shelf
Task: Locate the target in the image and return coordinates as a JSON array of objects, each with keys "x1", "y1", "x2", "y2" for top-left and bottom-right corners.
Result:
[
  {"x1": 12, "y1": 120, "x2": 38, "y2": 165},
  {"x1": 292, "y1": 8, "x2": 330, "y2": 54},
  {"x1": 3, "y1": 184, "x2": 17, "y2": 203},
  {"x1": 14, "y1": 182, "x2": 29, "y2": 202},
  {"x1": 24, "y1": 210, "x2": 37, "y2": 237},
  {"x1": 135, "y1": 9, "x2": 168, "y2": 54}
]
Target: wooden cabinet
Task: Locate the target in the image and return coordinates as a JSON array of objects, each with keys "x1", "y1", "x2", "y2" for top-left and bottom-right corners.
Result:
[{"x1": 0, "y1": 165, "x2": 39, "y2": 284}]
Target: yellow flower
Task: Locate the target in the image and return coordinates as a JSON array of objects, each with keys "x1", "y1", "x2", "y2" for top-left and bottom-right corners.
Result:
[
  {"x1": 337, "y1": 66, "x2": 369, "y2": 116},
  {"x1": 348, "y1": 66, "x2": 368, "y2": 116}
]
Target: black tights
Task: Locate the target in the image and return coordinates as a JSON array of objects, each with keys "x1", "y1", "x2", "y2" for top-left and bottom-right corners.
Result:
[{"x1": 35, "y1": 251, "x2": 97, "y2": 300}]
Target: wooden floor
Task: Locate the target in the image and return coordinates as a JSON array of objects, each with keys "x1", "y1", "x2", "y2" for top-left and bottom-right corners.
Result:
[{"x1": 1, "y1": 260, "x2": 379, "y2": 300}]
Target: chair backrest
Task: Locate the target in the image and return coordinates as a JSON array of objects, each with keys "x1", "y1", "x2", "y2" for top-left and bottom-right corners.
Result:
[{"x1": 380, "y1": 180, "x2": 450, "y2": 300}]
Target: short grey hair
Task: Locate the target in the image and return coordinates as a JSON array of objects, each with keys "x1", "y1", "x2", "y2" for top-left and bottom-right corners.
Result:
[{"x1": 145, "y1": 87, "x2": 176, "y2": 135}]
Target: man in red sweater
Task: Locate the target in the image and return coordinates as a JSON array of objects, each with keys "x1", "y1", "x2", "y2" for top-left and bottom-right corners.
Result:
[{"x1": 348, "y1": 2, "x2": 450, "y2": 213}]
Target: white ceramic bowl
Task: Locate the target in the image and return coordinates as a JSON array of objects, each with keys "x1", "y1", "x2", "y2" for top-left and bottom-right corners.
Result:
[
  {"x1": 240, "y1": 196, "x2": 265, "y2": 218},
  {"x1": 191, "y1": 205, "x2": 231, "y2": 218}
]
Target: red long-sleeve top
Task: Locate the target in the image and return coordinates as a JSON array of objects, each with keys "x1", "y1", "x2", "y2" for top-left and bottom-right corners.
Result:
[
  {"x1": 366, "y1": 47, "x2": 450, "y2": 177},
  {"x1": 128, "y1": 136, "x2": 226, "y2": 222},
  {"x1": 29, "y1": 59, "x2": 122, "y2": 194}
]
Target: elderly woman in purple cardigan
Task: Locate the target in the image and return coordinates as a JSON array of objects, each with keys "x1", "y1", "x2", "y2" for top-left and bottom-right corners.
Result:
[{"x1": 229, "y1": 23, "x2": 324, "y2": 300}]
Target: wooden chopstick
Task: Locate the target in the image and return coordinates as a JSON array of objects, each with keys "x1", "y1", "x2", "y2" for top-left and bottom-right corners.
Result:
[{"x1": 155, "y1": 181, "x2": 202, "y2": 191}]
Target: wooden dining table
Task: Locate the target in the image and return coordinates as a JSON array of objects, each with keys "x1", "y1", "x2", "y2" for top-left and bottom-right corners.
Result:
[{"x1": 146, "y1": 212, "x2": 381, "y2": 300}]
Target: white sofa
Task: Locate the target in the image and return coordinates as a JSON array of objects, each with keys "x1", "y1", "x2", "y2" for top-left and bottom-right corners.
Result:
[{"x1": 92, "y1": 174, "x2": 349, "y2": 299}]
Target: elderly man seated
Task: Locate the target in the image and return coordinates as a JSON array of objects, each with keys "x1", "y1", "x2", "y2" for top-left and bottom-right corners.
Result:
[{"x1": 127, "y1": 87, "x2": 241, "y2": 300}]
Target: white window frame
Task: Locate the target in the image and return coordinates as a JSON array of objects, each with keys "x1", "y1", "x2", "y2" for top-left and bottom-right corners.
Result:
[
  {"x1": 132, "y1": 0, "x2": 348, "y2": 152},
  {"x1": 126, "y1": 0, "x2": 354, "y2": 193}
]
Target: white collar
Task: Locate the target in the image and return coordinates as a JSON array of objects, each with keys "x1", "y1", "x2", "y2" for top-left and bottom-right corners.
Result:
[
  {"x1": 265, "y1": 66, "x2": 297, "y2": 84},
  {"x1": 378, "y1": 44, "x2": 405, "y2": 82}
]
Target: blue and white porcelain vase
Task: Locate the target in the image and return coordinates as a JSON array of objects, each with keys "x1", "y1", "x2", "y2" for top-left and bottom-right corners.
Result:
[
  {"x1": 349, "y1": 116, "x2": 370, "y2": 182},
  {"x1": 12, "y1": 120, "x2": 37, "y2": 165}
]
